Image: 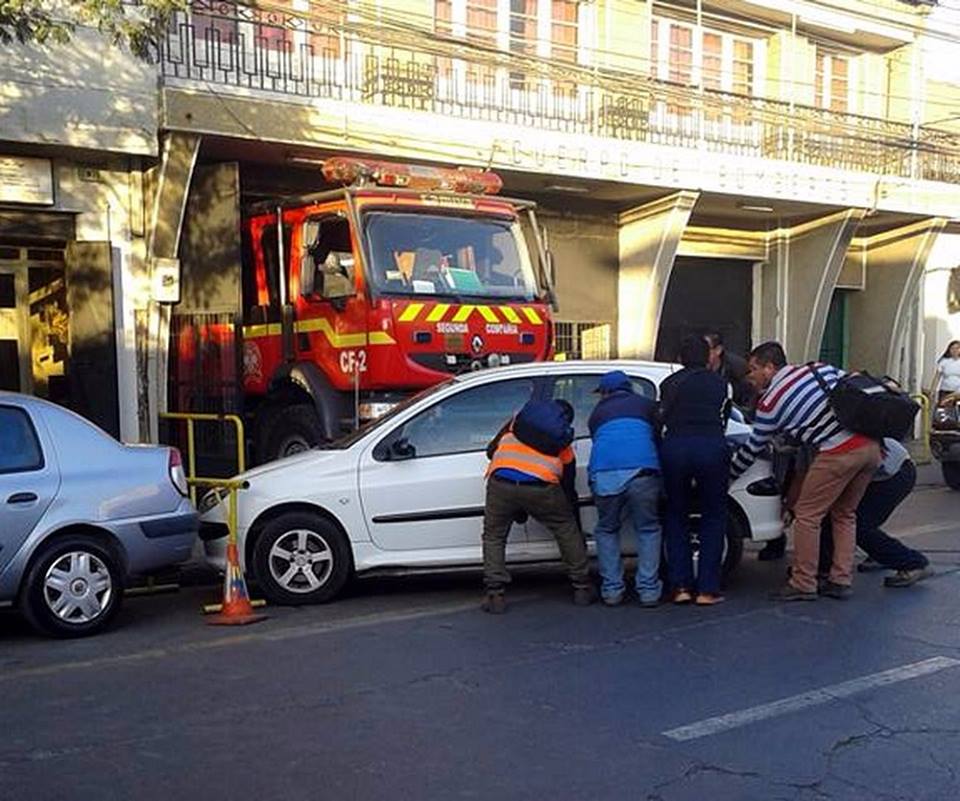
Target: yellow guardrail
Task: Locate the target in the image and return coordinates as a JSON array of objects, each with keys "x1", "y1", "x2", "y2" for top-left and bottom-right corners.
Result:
[
  {"x1": 159, "y1": 412, "x2": 246, "y2": 504},
  {"x1": 911, "y1": 394, "x2": 931, "y2": 464},
  {"x1": 159, "y1": 412, "x2": 266, "y2": 617}
]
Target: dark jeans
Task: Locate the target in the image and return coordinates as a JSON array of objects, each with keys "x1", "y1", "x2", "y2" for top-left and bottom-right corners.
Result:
[
  {"x1": 661, "y1": 435, "x2": 729, "y2": 595},
  {"x1": 482, "y1": 477, "x2": 591, "y2": 591},
  {"x1": 819, "y1": 461, "x2": 927, "y2": 573}
]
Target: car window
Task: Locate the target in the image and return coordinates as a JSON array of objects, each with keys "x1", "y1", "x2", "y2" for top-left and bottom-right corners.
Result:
[
  {"x1": 0, "y1": 406, "x2": 44, "y2": 473},
  {"x1": 386, "y1": 378, "x2": 535, "y2": 459},
  {"x1": 550, "y1": 374, "x2": 657, "y2": 439}
]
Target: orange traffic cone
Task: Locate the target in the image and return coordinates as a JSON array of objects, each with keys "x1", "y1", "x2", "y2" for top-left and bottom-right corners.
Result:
[{"x1": 207, "y1": 543, "x2": 268, "y2": 626}]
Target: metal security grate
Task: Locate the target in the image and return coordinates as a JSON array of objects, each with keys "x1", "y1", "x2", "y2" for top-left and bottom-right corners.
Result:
[{"x1": 554, "y1": 321, "x2": 612, "y2": 360}]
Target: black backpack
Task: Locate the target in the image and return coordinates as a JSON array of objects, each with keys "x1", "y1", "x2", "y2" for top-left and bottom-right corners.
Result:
[{"x1": 808, "y1": 364, "x2": 919, "y2": 441}]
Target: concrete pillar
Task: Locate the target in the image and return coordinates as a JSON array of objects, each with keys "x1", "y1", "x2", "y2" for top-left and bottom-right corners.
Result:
[
  {"x1": 141, "y1": 131, "x2": 201, "y2": 441},
  {"x1": 764, "y1": 209, "x2": 864, "y2": 363},
  {"x1": 847, "y1": 218, "x2": 946, "y2": 383},
  {"x1": 617, "y1": 191, "x2": 699, "y2": 359}
]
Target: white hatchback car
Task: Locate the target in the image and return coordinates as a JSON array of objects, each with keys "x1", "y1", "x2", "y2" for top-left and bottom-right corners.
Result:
[{"x1": 200, "y1": 361, "x2": 782, "y2": 604}]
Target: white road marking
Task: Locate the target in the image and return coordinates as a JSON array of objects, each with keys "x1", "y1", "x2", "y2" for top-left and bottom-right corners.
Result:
[
  {"x1": 893, "y1": 521, "x2": 958, "y2": 540},
  {"x1": 662, "y1": 656, "x2": 960, "y2": 742}
]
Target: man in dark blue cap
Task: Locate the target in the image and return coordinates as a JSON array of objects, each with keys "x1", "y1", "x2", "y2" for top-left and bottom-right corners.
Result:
[{"x1": 588, "y1": 370, "x2": 663, "y2": 607}]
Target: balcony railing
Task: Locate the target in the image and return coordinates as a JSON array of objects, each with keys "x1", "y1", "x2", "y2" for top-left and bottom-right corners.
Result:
[{"x1": 159, "y1": 1, "x2": 960, "y2": 185}]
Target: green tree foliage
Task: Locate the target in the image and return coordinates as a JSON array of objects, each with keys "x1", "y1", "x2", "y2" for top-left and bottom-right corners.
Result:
[{"x1": 0, "y1": 0, "x2": 188, "y2": 59}]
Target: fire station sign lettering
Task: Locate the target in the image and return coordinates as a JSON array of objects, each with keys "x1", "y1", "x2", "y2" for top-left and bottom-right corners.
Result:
[{"x1": 0, "y1": 156, "x2": 54, "y2": 205}]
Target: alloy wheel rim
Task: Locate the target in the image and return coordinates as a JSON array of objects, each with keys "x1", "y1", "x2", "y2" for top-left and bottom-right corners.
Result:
[
  {"x1": 268, "y1": 529, "x2": 334, "y2": 593},
  {"x1": 43, "y1": 551, "x2": 113, "y2": 624}
]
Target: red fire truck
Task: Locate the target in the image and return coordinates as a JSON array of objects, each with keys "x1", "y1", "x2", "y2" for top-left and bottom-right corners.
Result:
[{"x1": 230, "y1": 157, "x2": 556, "y2": 463}]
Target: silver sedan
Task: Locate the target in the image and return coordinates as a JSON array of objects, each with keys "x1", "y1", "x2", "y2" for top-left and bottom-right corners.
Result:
[{"x1": 0, "y1": 393, "x2": 198, "y2": 637}]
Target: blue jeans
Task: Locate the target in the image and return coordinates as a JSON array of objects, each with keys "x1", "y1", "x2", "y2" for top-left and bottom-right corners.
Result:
[
  {"x1": 592, "y1": 473, "x2": 663, "y2": 602},
  {"x1": 662, "y1": 435, "x2": 729, "y2": 595}
]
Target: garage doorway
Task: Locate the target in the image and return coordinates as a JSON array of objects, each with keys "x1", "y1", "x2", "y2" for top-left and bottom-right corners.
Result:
[{"x1": 655, "y1": 257, "x2": 754, "y2": 362}]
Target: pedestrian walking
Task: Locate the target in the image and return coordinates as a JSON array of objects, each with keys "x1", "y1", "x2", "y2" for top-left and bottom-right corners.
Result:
[
  {"x1": 481, "y1": 399, "x2": 594, "y2": 613},
  {"x1": 587, "y1": 370, "x2": 663, "y2": 608},
  {"x1": 731, "y1": 342, "x2": 882, "y2": 601},
  {"x1": 817, "y1": 439, "x2": 932, "y2": 588},
  {"x1": 660, "y1": 335, "x2": 730, "y2": 606},
  {"x1": 932, "y1": 340, "x2": 960, "y2": 405},
  {"x1": 703, "y1": 330, "x2": 756, "y2": 411}
]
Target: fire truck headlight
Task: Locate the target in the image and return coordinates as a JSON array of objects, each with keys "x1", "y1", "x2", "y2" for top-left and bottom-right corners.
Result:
[{"x1": 359, "y1": 401, "x2": 398, "y2": 421}]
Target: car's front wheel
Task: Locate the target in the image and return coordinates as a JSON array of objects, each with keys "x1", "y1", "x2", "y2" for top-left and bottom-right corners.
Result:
[
  {"x1": 20, "y1": 535, "x2": 124, "y2": 638},
  {"x1": 251, "y1": 511, "x2": 352, "y2": 605},
  {"x1": 942, "y1": 461, "x2": 960, "y2": 491}
]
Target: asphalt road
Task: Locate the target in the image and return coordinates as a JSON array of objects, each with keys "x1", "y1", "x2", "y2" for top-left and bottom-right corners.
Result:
[{"x1": 2, "y1": 466, "x2": 959, "y2": 801}]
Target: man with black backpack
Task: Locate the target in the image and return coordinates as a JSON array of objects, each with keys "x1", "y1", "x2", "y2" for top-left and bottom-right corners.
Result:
[
  {"x1": 730, "y1": 342, "x2": 882, "y2": 601},
  {"x1": 481, "y1": 399, "x2": 594, "y2": 614}
]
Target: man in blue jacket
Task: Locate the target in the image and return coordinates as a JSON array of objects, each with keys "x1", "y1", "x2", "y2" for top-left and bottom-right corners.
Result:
[{"x1": 588, "y1": 370, "x2": 663, "y2": 607}]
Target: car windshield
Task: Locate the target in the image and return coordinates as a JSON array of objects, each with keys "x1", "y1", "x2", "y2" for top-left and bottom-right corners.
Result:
[{"x1": 364, "y1": 211, "x2": 539, "y2": 301}]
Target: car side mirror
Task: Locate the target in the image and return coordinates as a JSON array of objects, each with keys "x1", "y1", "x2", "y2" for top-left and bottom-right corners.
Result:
[
  {"x1": 389, "y1": 437, "x2": 416, "y2": 461},
  {"x1": 300, "y1": 252, "x2": 317, "y2": 297},
  {"x1": 746, "y1": 477, "x2": 781, "y2": 497}
]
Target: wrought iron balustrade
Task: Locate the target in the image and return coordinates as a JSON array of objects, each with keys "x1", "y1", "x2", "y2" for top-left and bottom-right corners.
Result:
[{"x1": 159, "y1": 2, "x2": 960, "y2": 185}]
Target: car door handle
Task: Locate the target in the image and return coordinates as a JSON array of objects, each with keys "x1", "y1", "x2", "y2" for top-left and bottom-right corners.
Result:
[{"x1": 7, "y1": 492, "x2": 38, "y2": 505}]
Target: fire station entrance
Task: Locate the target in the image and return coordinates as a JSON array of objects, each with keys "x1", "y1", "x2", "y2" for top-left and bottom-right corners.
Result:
[{"x1": 655, "y1": 256, "x2": 755, "y2": 362}]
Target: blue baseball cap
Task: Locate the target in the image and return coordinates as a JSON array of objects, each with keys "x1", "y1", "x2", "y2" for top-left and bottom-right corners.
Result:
[{"x1": 595, "y1": 370, "x2": 633, "y2": 394}]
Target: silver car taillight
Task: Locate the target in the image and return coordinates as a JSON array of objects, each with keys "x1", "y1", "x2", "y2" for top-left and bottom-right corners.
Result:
[{"x1": 168, "y1": 448, "x2": 189, "y2": 497}]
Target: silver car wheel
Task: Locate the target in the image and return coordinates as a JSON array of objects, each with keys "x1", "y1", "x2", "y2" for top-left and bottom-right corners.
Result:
[
  {"x1": 43, "y1": 551, "x2": 113, "y2": 624},
  {"x1": 268, "y1": 529, "x2": 334, "y2": 594}
]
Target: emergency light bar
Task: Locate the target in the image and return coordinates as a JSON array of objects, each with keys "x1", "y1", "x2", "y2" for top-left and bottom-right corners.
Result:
[{"x1": 322, "y1": 157, "x2": 503, "y2": 195}]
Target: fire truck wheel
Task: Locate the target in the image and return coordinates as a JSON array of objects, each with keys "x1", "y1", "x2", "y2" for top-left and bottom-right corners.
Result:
[
  {"x1": 252, "y1": 511, "x2": 352, "y2": 605},
  {"x1": 259, "y1": 403, "x2": 326, "y2": 462}
]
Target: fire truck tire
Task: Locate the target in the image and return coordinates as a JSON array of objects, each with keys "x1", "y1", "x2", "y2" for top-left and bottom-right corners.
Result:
[
  {"x1": 258, "y1": 403, "x2": 326, "y2": 462},
  {"x1": 252, "y1": 511, "x2": 352, "y2": 605}
]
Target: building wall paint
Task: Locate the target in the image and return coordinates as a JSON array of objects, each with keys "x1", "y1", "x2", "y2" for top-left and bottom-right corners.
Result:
[{"x1": 0, "y1": 33, "x2": 157, "y2": 156}]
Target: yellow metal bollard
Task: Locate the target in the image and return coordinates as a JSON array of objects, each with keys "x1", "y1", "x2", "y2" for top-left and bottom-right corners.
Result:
[{"x1": 910, "y1": 394, "x2": 932, "y2": 464}]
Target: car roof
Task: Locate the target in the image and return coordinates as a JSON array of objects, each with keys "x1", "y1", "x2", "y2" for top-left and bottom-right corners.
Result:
[
  {"x1": 450, "y1": 359, "x2": 679, "y2": 386},
  {"x1": 0, "y1": 391, "x2": 54, "y2": 412}
]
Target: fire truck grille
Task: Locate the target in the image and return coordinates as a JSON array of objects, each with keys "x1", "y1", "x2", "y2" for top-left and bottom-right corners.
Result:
[{"x1": 410, "y1": 353, "x2": 537, "y2": 373}]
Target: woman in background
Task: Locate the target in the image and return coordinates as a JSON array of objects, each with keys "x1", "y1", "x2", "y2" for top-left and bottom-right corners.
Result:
[{"x1": 933, "y1": 341, "x2": 960, "y2": 404}]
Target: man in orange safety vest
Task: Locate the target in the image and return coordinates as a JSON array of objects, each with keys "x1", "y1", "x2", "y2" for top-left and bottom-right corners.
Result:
[{"x1": 481, "y1": 399, "x2": 594, "y2": 614}]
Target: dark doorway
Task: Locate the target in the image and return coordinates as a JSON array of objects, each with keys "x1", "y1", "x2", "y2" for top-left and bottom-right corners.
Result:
[{"x1": 655, "y1": 257, "x2": 754, "y2": 362}]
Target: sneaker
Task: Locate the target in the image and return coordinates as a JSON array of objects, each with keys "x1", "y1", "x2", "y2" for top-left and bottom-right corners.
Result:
[
  {"x1": 758, "y1": 538, "x2": 786, "y2": 562},
  {"x1": 695, "y1": 593, "x2": 725, "y2": 606},
  {"x1": 481, "y1": 591, "x2": 506, "y2": 614},
  {"x1": 819, "y1": 581, "x2": 853, "y2": 600},
  {"x1": 639, "y1": 597, "x2": 661, "y2": 609},
  {"x1": 672, "y1": 588, "x2": 693, "y2": 605},
  {"x1": 769, "y1": 584, "x2": 818, "y2": 602},
  {"x1": 573, "y1": 586, "x2": 597, "y2": 607},
  {"x1": 884, "y1": 566, "x2": 934, "y2": 588},
  {"x1": 602, "y1": 591, "x2": 625, "y2": 607}
]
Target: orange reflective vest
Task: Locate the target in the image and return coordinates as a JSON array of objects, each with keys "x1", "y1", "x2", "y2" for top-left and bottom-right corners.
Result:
[{"x1": 486, "y1": 429, "x2": 574, "y2": 484}]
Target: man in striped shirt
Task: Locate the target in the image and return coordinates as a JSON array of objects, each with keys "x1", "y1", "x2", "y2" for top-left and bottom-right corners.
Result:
[{"x1": 730, "y1": 342, "x2": 882, "y2": 601}]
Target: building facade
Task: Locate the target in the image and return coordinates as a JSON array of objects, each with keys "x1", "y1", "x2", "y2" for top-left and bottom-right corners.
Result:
[{"x1": 2, "y1": 0, "x2": 959, "y2": 437}]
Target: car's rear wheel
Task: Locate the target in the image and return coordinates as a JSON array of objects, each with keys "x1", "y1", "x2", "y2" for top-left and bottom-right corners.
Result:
[
  {"x1": 20, "y1": 535, "x2": 123, "y2": 638},
  {"x1": 252, "y1": 511, "x2": 352, "y2": 605},
  {"x1": 942, "y1": 461, "x2": 960, "y2": 491}
]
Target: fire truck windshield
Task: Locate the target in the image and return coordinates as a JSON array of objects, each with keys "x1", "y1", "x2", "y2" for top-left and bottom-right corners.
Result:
[{"x1": 364, "y1": 212, "x2": 539, "y2": 301}]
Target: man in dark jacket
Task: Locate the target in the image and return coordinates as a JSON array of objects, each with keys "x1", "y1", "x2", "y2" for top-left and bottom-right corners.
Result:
[
  {"x1": 482, "y1": 399, "x2": 594, "y2": 614},
  {"x1": 704, "y1": 330, "x2": 755, "y2": 411},
  {"x1": 588, "y1": 370, "x2": 663, "y2": 607}
]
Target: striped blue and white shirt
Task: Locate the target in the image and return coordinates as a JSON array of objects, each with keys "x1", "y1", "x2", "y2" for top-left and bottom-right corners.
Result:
[{"x1": 730, "y1": 363, "x2": 861, "y2": 480}]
